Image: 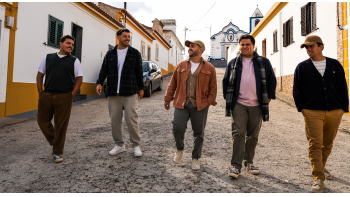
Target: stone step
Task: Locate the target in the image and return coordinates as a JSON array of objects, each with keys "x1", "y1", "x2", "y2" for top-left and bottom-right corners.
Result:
[{"x1": 73, "y1": 94, "x2": 87, "y2": 102}]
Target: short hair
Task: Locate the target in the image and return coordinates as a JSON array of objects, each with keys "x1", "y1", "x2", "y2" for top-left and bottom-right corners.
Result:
[
  {"x1": 316, "y1": 42, "x2": 324, "y2": 50},
  {"x1": 117, "y1": 28, "x2": 130, "y2": 36},
  {"x1": 60, "y1": 35, "x2": 75, "y2": 43},
  {"x1": 239, "y1": 34, "x2": 255, "y2": 45}
]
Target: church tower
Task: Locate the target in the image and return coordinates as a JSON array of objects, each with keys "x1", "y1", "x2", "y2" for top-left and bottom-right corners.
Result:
[{"x1": 249, "y1": 6, "x2": 264, "y2": 33}]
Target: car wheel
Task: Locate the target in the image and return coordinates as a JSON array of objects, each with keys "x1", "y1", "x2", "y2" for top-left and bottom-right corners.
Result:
[
  {"x1": 144, "y1": 83, "x2": 152, "y2": 97},
  {"x1": 157, "y1": 78, "x2": 163, "y2": 91}
]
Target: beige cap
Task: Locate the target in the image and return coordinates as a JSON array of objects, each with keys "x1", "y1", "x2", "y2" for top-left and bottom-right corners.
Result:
[
  {"x1": 185, "y1": 40, "x2": 205, "y2": 51},
  {"x1": 300, "y1": 35, "x2": 323, "y2": 48}
]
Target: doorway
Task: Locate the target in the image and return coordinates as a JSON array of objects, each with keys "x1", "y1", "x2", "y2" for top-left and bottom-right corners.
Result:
[{"x1": 147, "y1": 46, "x2": 151, "y2": 60}]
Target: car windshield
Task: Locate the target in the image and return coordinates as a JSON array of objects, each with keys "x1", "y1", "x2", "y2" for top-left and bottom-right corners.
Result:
[{"x1": 142, "y1": 62, "x2": 149, "y2": 72}]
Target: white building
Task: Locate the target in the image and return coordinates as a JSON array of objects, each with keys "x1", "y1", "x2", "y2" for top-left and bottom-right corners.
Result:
[
  {"x1": 209, "y1": 22, "x2": 248, "y2": 61},
  {"x1": 228, "y1": 2, "x2": 343, "y2": 101},
  {"x1": 249, "y1": 7, "x2": 264, "y2": 33},
  {"x1": 162, "y1": 19, "x2": 184, "y2": 71},
  {"x1": 0, "y1": 2, "x2": 124, "y2": 117}
]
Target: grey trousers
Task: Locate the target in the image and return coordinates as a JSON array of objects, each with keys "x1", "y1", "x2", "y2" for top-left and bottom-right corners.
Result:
[
  {"x1": 172, "y1": 102, "x2": 209, "y2": 159},
  {"x1": 231, "y1": 102, "x2": 262, "y2": 170},
  {"x1": 108, "y1": 94, "x2": 141, "y2": 148}
]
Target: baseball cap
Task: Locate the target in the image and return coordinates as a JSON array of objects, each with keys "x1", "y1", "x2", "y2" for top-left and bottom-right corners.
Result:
[
  {"x1": 185, "y1": 40, "x2": 205, "y2": 51},
  {"x1": 300, "y1": 35, "x2": 323, "y2": 48}
]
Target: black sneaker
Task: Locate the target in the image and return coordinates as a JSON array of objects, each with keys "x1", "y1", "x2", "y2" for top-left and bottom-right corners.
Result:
[
  {"x1": 53, "y1": 154, "x2": 63, "y2": 163},
  {"x1": 228, "y1": 166, "x2": 240, "y2": 178},
  {"x1": 245, "y1": 163, "x2": 259, "y2": 174}
]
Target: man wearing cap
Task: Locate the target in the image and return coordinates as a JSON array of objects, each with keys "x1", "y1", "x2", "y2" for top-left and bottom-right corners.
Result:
[
  {"x1": 164, "y1": 40, "x2": 217, "y2": 170},
  {"x1": 223, "y1": 34, "x2": 276, "y2": 178},
  {"x1": 293, "y1": 35, "x2": 348, "y2": 193}
]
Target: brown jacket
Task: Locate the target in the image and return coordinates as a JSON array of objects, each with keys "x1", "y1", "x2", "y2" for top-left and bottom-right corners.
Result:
[{"x1": 164, "y1": 58, "x2": 217, "y2": 111}]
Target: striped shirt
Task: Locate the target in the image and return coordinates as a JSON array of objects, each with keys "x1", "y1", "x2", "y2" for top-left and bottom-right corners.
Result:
[{"x1": 312, "y1": 59, "x2": 326, "y2": 76}]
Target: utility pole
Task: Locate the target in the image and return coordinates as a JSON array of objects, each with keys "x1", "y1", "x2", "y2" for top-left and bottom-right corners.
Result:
[
  {"x1": 183, "y1": 26, "x2": 188, "y2": 56},
  {"x1": 124, "y1": 2, "x2": 127, "y2": 27}
]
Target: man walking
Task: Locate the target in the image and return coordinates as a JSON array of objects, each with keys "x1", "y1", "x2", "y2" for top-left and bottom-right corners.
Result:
[
  {"x1": 36, "y1": 35, "x2": 83, "y2": 163},
  {"x1": 96, "y1": 28, "x2": 144, "y2": 157},
  {"x1": 164, "y1": 40, "x2": 217, "y2": 170},
  {"x1": 293, "y1": 35, "x2": 348, "y2": 193},
  {"x1": 223, "y1": 35, "x2": 276, "y2": 178}
]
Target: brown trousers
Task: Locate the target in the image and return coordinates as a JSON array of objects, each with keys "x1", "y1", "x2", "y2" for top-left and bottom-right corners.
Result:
[
  {"x1": 37, "y1": 92, "x2": 73, "y2": 155},
  {"x1": 303, "y1": 109, "x2": 343, "y2": 180}
]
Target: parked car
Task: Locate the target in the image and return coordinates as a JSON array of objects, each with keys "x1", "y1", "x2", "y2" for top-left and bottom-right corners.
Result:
[
  {"x1": 103, "y1": 61, "x2": 163, "y2": 98},
  {"x1": 142, "y1": 61, "x2": 163, "y2": 97}
]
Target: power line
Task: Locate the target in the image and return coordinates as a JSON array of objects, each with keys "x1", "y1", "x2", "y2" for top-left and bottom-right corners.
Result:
[{"x1": 190, "y1": 2, "x2": 216, "y2": 28}]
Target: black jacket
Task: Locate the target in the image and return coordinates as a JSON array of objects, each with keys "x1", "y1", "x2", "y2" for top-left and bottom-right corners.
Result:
[
  {"x1": 222, "y1": 53, "x2": 277, "y2": 110},
  {"x1": 96, "y1": 45, "x2": 144, "y2": 96},
  {"x1": 293, "y1": 57, "x2": 349, "y2": 112}
]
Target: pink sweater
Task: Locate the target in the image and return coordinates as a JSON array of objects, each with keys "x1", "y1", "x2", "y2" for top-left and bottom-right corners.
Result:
[{"x1": 237, "y1": 57, "x2": 259, "y2": 106}]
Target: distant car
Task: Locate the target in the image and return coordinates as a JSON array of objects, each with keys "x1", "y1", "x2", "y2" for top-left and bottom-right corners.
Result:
[
  {"x1": 103, "y1": 61, "x2": 163, "y2": 98},
  {"x1": 142, "y1": 61, "x2": 163, "y2": 97}
]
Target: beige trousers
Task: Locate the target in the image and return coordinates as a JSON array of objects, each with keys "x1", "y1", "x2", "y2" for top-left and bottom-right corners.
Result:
[
  {"x1": 108, "y1": 94, "x2": 141, "y2": 148},
  {"x1": 303, "y1": 109, "x2": 343, "y2": 180}
]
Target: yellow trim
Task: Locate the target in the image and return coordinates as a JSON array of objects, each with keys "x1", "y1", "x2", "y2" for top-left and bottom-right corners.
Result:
[
  {"x1": 0, "y1": 102, "x2": 5, "y2": 118},
  {"x1": 161, "y1": 68, "x2": 168, "y2": 75},
  {"x1": 80, "y1": 82, "x2": 98, "y2": 97},
  {"x1": 250, "y1": 2, "x2": 288, "y2": 38},
  {"x1": 125, "y1": 18, "x2": 153, "y2": 43},
  {"x1": 168, "y1": 63, "x2": 176, "y2": 73},
  {"x1": 153, "y1": 32, "x2": 170, "y2": 50},
  {"x1": 3, "y1": 2, "x2": 18, "y2": 116},
  {"x1": 75, "y1": 3, "x2": 121, "y2": 31},
  {"x1": 343, "y1": 2, "x2": 348, "y2": 26}
]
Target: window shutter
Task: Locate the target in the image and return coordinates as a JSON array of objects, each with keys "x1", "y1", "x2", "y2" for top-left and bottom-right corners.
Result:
[
  {"x1": 289, "y1": 18, "x2": 293, "y2": 44},
  {"x1": 283, "y1": 22, "x2": 286, "y2": 47},
  {"x1": 48, "y1": 16, "x2": 64, "y2": 48},
  {"x1": 275, "y1": 31, "x2": 278, "y2": 51},
  {"x1": 301, "y1": 5, "x2": 307, "y2": 36},
  {"x1": 273, "y1": 32, "x2": 275, "y2": 52},
  {"x1": 311, "y1": 2, "x2": 316, "y2": 31}
]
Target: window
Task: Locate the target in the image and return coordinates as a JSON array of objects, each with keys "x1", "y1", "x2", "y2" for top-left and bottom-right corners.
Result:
[
  {"x1": 283, "y1": 18, "x2": 293, "y2": 47},
  {"x1": 141, "y1": 42, "x2": 146, "y2": 59},
  {"x1": 171, "y1": 45, "x2": 173, "y2": 57},
  {"x1": 301, "y1": 2, "x2": 316, "y2": 36},
  {"x1": 147, "y1": 46, "x2": 151, "y2": 60},
  {"x1": 273, "y1": 30, "x2": 278, "y2": 53},
  {"x1": 255, "y1": 19, "x2": 260, "y2": 26},
  {"x1": 156, "y1": 45, "x2": 159, "y2": 60},
  {"x1": 262, "y1": 39, "x2": 266, "y2": 57},
  {"x1": 48, "y1": 15, "x2": 64, "y2": 48},
  {"x1": 229, "y1": 34, "x2": 233, "y2": 41}
]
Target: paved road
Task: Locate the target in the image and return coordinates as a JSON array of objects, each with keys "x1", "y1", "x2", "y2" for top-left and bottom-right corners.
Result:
[{"x1": 1, "y1": 69, "x2": 350, "y2": 192}]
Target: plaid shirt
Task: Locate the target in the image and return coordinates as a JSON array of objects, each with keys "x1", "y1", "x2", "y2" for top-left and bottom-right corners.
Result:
[{"x1": 96, "y1": 45, "x2": 144, "y2": 96}]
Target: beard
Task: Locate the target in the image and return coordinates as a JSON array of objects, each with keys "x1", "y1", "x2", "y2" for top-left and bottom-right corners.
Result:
[{"x1": 189, "y1": 50, "x2": 199, "y2": 58}]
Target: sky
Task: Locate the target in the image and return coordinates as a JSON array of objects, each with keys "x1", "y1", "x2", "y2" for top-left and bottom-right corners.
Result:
[{"x1": 103, "y1": 1, "x2": 276, "y2": 57}]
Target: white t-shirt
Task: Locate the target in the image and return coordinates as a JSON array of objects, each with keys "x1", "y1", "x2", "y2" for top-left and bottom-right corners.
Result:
[
  {"x1": 312, "y1": 59, "x2": 326, "y2": 77},
  {"x1": 190, "y1": 61, "x2": 200, "y2": 74},
  {"x1": 117, "y1": 48, "x2": 128, "y2": 93},
  {"x1": 37, "y1": 52, "x2": 83, "y2": 77}
]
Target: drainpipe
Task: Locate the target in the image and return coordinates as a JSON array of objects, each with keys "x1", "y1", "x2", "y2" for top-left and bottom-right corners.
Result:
[{"x1": 279, "y1": 12, "x2": 283, "y2": 91}]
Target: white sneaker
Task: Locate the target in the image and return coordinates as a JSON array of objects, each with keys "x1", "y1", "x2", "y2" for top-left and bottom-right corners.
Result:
[
  {"x1": 109, "y1": 144, "x2": 125, "y2": 156},
  {"x1": 192, "y1": 159, "x2": 200, "y2": 170},
  {"x1": 134, "y1": 146, "x2": 142, "y2": 157}
]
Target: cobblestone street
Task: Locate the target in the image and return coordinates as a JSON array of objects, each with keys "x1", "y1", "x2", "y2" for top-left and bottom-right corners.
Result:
[{"x1": 1, "y1": 69, "x2": 350, "y2": 193}]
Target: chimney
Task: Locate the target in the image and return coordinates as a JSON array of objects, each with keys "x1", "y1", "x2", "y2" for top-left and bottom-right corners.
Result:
[{"x1": 152, "y1": 18, "x2": 164, "y2": 35}]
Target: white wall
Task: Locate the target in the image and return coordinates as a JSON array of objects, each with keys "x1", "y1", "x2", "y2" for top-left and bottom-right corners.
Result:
[
  {"x1": 153, "y1": 38, "x2": 168, "y2": 72},
  {"x1": 126, "y1": 23, "x2": 152, "y2": 61},
  {"x1": 229, "y1": 2, "x2": 338, "y2": 78},
  {"x1": 13, "y1": 2, "x2": 117, "y2": 84},
  {"x1": 0, "y1": 5, "x2": 10, "y2": 103},
  {"x1": 168, "y1": 34, "x2": 183, "y2": 67}
]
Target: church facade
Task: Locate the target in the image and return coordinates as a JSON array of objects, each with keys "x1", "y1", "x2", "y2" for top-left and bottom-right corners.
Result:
[{"x1": 209, "y1": 7, "x2": 263, "y2": 61}]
